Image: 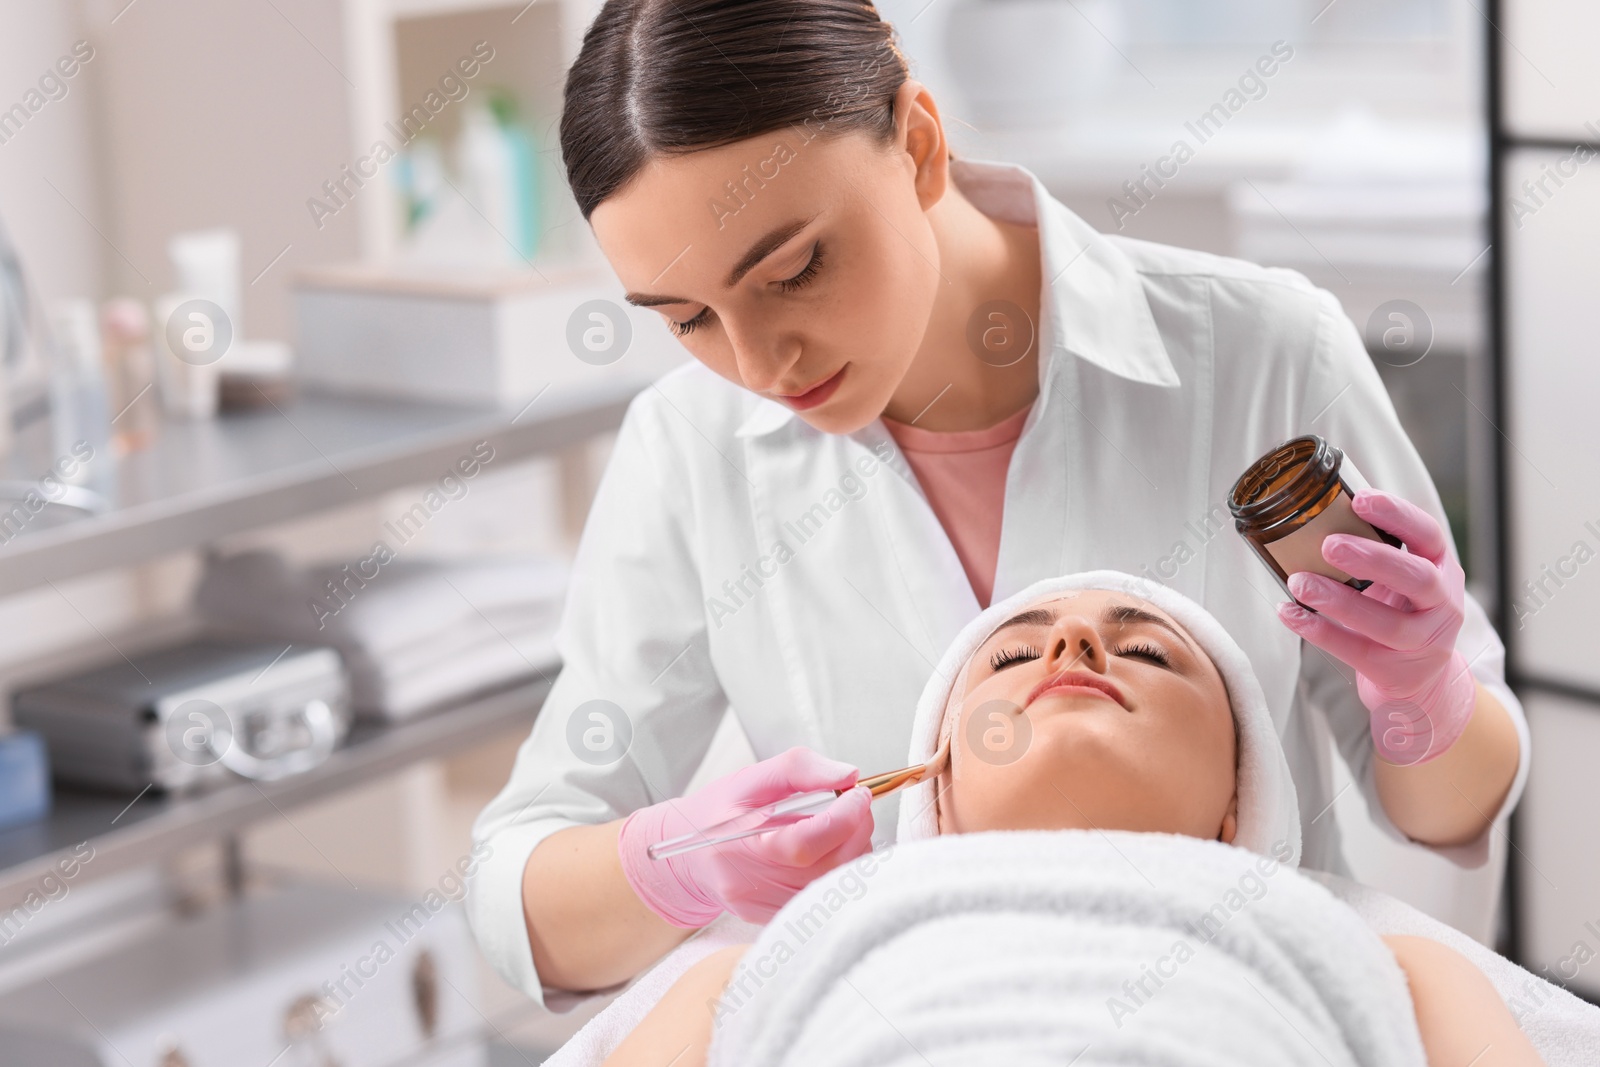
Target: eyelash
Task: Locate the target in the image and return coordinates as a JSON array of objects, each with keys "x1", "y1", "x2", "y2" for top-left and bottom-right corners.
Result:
[
  {"x1": 990, "y1": 646, "x2": 1040, "y2": 671},
  {"x1": 668, "y1": 244, "x2": 826, "y2": 337},
  {"x1": 669, "y1": 308, "x2": 710, "y2": 337},
  {"x1": 987, "y1": 640, "x2": 1172, "y2": 672},
  {"x1": 1109, "y1": 641, "x2": 1171, "y2": 668},
  {"x1": 777, "y1": 243, "x2": 825, "y2": 293}
]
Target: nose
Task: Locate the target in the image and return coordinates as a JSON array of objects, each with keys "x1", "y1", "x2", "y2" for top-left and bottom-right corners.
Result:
[
  {"x1": 724, "y1": 315, "x2": 800, "y2": 394},
  {"x1": 1043, "y1": 612, "x2": 1109, "y2": 675}
]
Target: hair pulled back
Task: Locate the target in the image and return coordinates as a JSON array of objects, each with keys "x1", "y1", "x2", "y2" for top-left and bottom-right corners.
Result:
[{"x1": 560, "y1": 0, "x2": 909, "y2": 219}]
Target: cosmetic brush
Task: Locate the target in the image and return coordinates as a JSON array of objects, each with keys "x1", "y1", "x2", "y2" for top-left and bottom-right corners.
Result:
[{"x1": 648, "y1": 736, "x2": 951, "y2": 861}]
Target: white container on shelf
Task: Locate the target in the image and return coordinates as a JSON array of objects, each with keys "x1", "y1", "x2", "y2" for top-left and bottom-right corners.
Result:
[
  {"x1": 292, "y1": 264, "x2": 685, "y2": 406},
  {"x1": 168, "y1": 228, "x2": 243, "y2": 337},
  {"x1": 152, "y1": 292, "x2": 223, "y2": 420}
]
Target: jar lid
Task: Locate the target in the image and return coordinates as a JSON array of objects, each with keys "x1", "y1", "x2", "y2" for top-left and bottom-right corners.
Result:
[{"x1": 1228, "y1": 435, "x2": 1344, "y2": 530}]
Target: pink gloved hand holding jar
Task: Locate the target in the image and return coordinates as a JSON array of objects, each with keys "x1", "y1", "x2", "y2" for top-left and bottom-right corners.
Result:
[
  {"x1": 1229, "y1": 437, "x2": 1477, "y2": 767},
  {"x1": 1275, "y1": 489, "x2": 1477, "y2": 766}
]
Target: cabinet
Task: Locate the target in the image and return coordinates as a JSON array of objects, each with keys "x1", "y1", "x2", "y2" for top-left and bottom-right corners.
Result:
[
  {"x1": 1491, "y1": 0, "x2": 1600, "y2": 995},
  {"x1": 0, "y1": 379, "x2": 636, "y2": 903}
]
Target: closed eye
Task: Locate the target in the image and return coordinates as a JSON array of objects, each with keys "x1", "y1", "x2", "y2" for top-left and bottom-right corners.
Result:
[
  {"x1": 989, "y1": 645, "x2": 1040, "y2": 672},
  {"x1": 1111, "y1": 641, "x2": 1171, "y2": 668},
  {"x1": 669, "y1": 307, "x2": 711, "y2": 337},
  {"x1": 668, "y1": 242, "x2": 823, "y2": 336},
  {"x1": 776, "y1": 243, "x2": 824, "y2": 293}
]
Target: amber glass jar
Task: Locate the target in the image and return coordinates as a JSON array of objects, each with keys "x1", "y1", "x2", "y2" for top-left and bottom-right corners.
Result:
[{"x1": 1228, "y1": 435, "x2": 1400, "y2": 602}]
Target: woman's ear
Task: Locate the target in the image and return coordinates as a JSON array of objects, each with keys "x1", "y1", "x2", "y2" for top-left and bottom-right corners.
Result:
[
  {"x1": 1218, "y1": 793, "x2": 1239, "y2": 845},
  {"x1": 893, "y1": 80, "x2": 949, "y2": 212}
]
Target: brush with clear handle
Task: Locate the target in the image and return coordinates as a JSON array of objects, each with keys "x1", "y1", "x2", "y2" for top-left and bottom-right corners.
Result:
[{"x1": 647, "y1": 737, "x2": 950, "y2": 861}]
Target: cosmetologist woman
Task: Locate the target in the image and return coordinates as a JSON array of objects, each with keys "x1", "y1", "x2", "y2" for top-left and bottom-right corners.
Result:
[{"x1": 469, "y1": 0, "x2": 1528, "y2": 1003}]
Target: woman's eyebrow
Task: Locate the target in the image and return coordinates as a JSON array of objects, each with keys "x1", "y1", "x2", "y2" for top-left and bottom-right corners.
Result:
[
  {"x1": 1101, "y1": 603, "x2": 1200, "y2": 655},
  {"x1": 723, "y1": 215, "x2": 816, "y2": 287},
  {"x1": 623, "y1": 215, "x2": 818, "y2": 307},
  {"x1": 989, "y1": 607, "x2": 1058, "y2": 638}
]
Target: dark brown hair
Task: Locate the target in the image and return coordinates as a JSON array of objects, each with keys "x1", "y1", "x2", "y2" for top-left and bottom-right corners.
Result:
[{"x1": 560, "y1": 0, "x2": 909, "y2": 219}]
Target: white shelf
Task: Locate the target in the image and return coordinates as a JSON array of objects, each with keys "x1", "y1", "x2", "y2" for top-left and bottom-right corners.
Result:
[
  {"x1": 0, "y1": 380, "x2": 640, "y2": 596},
  {"x1": 345, "y1": 0, "x2": 599, "y2": 262}
]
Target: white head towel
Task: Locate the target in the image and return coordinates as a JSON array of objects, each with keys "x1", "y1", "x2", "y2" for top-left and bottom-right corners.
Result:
[{"x1": 895, "y1": 570, "x2": 1301, "y2": 864}]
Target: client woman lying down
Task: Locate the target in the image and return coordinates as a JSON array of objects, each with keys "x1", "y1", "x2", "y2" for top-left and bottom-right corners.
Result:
[{"x1": 602, "y1": 573, "x2": 1578, "y2": 1067}]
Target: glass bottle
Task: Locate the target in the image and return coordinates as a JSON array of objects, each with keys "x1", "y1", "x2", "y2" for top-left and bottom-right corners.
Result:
[{"x1": 1228, "y1": 434, "x2": 1400, "y2": 604}]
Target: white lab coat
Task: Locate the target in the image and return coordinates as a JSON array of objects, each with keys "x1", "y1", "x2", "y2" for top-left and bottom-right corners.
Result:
[{"x1": 469, "y1": 159, "x2": 1530, "y2": 1004}]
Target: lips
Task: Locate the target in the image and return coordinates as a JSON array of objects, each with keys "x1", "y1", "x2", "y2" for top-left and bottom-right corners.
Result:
[
  {"x1": 776, "y1": 366, "x2": 846, "y2": 411},
  {"x1": 1026, "y1": 669, "x2": 1127, "y2": 711}
]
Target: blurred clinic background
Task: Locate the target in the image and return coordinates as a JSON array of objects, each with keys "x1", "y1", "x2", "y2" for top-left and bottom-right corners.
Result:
[{"x1": 0, "y1": 0, "x2": 1594, "y2": 1062}]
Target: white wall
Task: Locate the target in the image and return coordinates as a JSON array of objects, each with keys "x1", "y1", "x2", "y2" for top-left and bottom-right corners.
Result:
[
  {"x1": 0, "y1": 0, "x2": 106, "y2": 305},
  {"x1": 83, "y1": 0, "x2": 363, "y2": 343}
]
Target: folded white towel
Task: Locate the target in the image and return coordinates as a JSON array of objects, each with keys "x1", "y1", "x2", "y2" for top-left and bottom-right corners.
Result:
[
  {"x1": 709, "y1": 831, "x2": 1424, "y2": 1067},
  {"x1": 197, "y1": 551, "x2": 567, "y2": 717},
  {"x1": 199, "y1": 550, "x2": 567, "y2": 653},
  {"x1": 353, "y1": 616, "x2": 558, "y2": 717}
]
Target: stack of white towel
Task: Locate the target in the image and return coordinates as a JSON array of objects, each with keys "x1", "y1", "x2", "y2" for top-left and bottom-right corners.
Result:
[{"x1": 197, "y1": 550, "x2": 568, "y2": 719}]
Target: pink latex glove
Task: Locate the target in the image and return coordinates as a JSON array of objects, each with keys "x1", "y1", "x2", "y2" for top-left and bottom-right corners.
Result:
[
  {"x1": 1276, "y1": 489, "x2": 1477, "y2": 767},
  {"x1": 618, "y1": 746, "x2": 875, "y2": 927}
]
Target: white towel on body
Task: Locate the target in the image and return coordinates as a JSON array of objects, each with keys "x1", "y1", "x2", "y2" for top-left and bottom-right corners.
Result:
[
  {"x1": 541, "y1": 845, "x2": 1600, "y2": 1067},
  {"x1": 708, "y1": 831, "x2": 1425, "y2": 1067}
]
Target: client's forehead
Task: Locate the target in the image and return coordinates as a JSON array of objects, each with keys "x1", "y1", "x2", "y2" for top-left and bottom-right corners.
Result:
[{"x1": 974, "y1": 590, "x2": 1198, "y2": 654}]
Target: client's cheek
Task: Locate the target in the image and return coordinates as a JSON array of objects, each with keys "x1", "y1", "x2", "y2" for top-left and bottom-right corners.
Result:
[{"x1": 960, "y1": 697, "x2": 1032, "y2": 770}]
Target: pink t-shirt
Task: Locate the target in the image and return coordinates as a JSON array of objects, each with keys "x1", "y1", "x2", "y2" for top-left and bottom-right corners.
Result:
[{"x1": 882, "y1": 402, "x2": 1034, "y2": 608}]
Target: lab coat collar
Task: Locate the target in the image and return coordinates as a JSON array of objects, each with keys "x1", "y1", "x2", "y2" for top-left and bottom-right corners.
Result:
[
  {"x1": 734, "y1": 159, "x2": 1177, "y2": 440},
  {"x1": 976, "y1": 158, "x2": 1181, "y2": 391}
]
